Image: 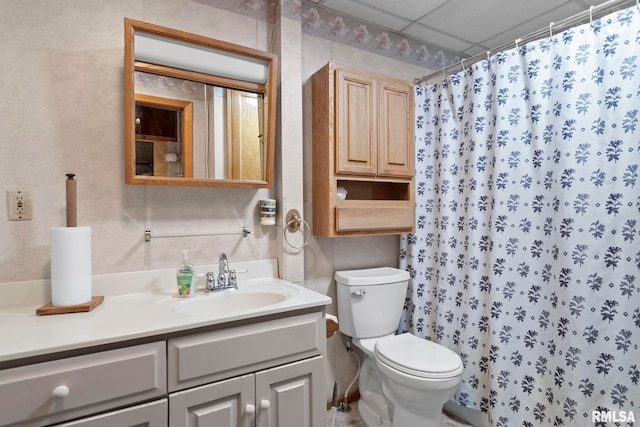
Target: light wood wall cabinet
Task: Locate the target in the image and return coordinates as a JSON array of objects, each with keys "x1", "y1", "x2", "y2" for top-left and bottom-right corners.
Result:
[{"x1": 312, "y1": 63, "x2": 415, "y2": 237}]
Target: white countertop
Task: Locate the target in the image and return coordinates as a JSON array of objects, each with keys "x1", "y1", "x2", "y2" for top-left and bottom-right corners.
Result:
[{"x1": 0, "y1": 260, "x2": 331, "y2": 363}]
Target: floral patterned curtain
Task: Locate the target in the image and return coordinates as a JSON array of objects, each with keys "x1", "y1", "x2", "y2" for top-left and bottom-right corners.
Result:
[{"x1": 400, "y1": 6, "x2": 640, "y2": 426}]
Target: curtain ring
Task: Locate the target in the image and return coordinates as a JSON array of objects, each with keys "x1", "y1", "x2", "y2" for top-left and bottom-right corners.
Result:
[
  {"x1": 284, "y1": 209, "x2": 311, "y2": 249},
  {"x1": 487, "y1": 51, "x2": 491, "y2": 61},
  {"x1": 589, "y1": 5, "x2": 594, "y2": 25},
  {"x1": 461, "y1": 58, "x2": 466, "y2": 72},
  {"x1": 515, "y1": 38, "x2": 522, "y2": 49},
  {"x1": 549, "y1": 22, "x2": 554, "y2": 37},
  {"x1": 442, "y1": 66, "x2": 446, "y2": 81}
]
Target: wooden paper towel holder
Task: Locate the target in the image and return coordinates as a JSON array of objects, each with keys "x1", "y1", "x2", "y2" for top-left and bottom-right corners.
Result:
[{"x1": 36, "y1": 296, "x2": 104, "y2": 316}]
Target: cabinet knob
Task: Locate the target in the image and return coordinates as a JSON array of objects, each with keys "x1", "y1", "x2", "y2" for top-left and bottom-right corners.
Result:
[
  {"x1": 244, "y1": 404, "x2": 256, "y2": 415},
  {"x1": 51, "y1": 385, "x2": 70, "y2": 398},
  {"x1": 260, "y1": 399, "x2": 271, "y2": 410}
]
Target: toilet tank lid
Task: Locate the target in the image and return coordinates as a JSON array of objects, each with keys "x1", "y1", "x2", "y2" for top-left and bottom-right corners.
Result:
[{"x1": 335, "y1": 267, "x2": 410, "y2": 286}]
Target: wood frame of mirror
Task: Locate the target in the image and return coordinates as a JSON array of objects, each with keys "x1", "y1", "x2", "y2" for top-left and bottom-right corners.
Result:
[{"x1": 124, "y1": 18, "x2": 278, "y2": 188}]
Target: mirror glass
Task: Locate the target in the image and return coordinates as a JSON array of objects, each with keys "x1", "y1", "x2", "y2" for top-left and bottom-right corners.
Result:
[{"x1": 124, "y1": 19, "x2": 277, "y2": 187}]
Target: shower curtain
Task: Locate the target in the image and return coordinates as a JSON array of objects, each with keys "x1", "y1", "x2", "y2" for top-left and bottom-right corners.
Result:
[{"x1": 400, "y1": 6, "x2": 639, "y2": 426}]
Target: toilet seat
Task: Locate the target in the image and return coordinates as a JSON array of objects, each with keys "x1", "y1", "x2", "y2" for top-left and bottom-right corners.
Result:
[{"x1": 374, "y1": 333, "x2": 463, "y2": 379}]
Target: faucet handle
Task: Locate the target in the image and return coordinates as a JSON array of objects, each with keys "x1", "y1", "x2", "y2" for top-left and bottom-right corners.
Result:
[
  {"x1": 217, "y1": 273, "x2": 226, "y2": 288},
  {"x1": 228, "y1": 270, "x2": 238, "y2": 288},
  {"x1": 205, "y1": 272, "x2": 216, "y2": 292}
]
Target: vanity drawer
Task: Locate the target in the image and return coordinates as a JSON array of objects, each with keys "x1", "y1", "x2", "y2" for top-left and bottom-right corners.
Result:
[
  {"x1": 0, "y1": 342, "x2": 166, "y2": 426},
  {"x1": 57, "y1": 399, "x2": 168, "y2": 427},
  {"x1": 168, "y1": 312, "x2": 323, "y2": 391}
]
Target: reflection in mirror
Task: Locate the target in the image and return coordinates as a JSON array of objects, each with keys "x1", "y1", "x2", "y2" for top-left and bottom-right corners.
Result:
[
  {"x1": 135, "y1": 92, "x2": 193, "y2": 178},
  {"x1": 134, "y1": 72, "x2": 264, "y2": 180},
  {"x1": 124, "y1": 18, "x2": 277, "y2": 187}
]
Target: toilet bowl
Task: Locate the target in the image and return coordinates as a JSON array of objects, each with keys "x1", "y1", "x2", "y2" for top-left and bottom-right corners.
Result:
[
  {"x1": 375, "y1": 333, "x2": 463, "y2": 427},
  {"x1": 336, "y1": 268, "x2": 463, "y2": 427}
]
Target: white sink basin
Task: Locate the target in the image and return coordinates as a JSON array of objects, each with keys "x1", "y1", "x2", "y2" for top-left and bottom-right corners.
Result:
[{"x1": 171, "y1": 284, "x2": 299, "y2": 316}]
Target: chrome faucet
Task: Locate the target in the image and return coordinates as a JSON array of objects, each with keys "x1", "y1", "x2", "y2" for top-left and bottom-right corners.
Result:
[
  {"x1": 203, "y1": 253, "x2": 238, "y2": 292},
  {"x1": 217, "y1": 253, "x2": 230, "y2": 287}
]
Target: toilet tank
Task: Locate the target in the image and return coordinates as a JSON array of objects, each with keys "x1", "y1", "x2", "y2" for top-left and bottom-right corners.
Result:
[{"x1": 335, "y1": 267, "x2": 410, "y2": 339}]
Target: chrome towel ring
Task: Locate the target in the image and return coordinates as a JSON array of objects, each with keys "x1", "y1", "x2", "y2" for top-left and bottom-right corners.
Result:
[{"x1": 284, "y1": 209, "x2": 311, "y2": 249}]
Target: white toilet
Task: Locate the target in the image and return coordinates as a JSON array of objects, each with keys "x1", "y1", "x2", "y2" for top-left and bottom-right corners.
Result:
[{"x1": 336, "y1": 267, "x2": 463, "y2": 427}]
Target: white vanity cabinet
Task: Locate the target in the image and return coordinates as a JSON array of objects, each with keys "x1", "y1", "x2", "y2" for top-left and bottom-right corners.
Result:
[
  {"x1": 0, "y1": 309, "x2": 326, "y2": 427},
  {"x1": 168, "y1": 311, "x2": 326, "y2": 427}
]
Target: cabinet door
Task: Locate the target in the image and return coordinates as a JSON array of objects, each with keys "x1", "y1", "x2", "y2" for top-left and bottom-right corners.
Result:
[
  {"x1": 57, "y1": 399, "x2": 167, "y2": 427},
  {"x1": 377, "y1": 79, "x2": 414, "y2": 177},
  {"x1": 255, "y1": 356, "x2": 324, "y2": 427},
  {"x1": 336, "y1": 69, "x2": 377, "y2": 175},
  {"x1": 169, "y1": 374, "x2": 255, "y2": 427}
]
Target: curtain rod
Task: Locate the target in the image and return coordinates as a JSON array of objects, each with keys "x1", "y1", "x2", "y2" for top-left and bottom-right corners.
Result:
[{"x1": 415, "y1": 0, "x2": 638, "y2": 84}]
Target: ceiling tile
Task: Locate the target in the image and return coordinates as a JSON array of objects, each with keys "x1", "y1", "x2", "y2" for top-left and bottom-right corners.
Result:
[
  {"x1": 419, "y1": 0, "x2": 569, "y2": 44},
  {"x1": 578, "y1": 0, "x2": 609, "y2": 5},
  {"x1": 463, "y1": 44, "x2": 495, "y2": 57},
  {"x1": 354, "y1": 0, "x2": 448, "y2": 21},
  {"x1": 481, "y1": 2, "x2": 583, "y2": 49},
  {"x1": 321, "y1": 0, "x2": 411, "y2": 31},
  {"x1": 402, "y1": 23, "x2": 474, "y2": 54}
]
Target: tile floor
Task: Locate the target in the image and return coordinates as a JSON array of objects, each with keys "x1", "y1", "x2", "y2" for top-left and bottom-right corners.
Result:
[{"x1": 326, "y1": 402, "x2": 472, "y2": 427}]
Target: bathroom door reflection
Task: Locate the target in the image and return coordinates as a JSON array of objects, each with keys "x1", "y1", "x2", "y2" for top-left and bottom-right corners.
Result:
[{"x1": 225, "y1": 89, "x2": 264, "y2": 181}]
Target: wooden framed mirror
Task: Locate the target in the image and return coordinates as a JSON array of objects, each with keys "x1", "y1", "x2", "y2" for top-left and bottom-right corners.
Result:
[{"x1": 124, "y1": 18, "x2": 278, "y2": 188}]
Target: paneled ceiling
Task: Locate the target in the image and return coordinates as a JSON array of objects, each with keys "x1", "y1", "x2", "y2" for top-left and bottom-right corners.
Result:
[{"x1": 306, "y1": 0, "x2": 624, "y2": 57}]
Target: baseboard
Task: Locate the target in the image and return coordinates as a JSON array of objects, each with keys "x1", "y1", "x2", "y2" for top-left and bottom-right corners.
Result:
[{"x1": 326, "y1": 390, "x2": 360, "y2": 410}]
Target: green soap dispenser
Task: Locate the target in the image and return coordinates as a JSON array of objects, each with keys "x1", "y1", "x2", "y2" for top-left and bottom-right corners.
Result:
[{"x1": 176, "y1": 250, "x2": 195, "y2": 297}]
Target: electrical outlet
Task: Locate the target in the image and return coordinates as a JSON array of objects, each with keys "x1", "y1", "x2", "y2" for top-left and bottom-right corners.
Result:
[{"x1": 7, "y1": 190, "x2": 32, "y2": 221}]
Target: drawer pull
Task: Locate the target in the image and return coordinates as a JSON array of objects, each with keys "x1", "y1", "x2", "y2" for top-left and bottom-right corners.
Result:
[
  {"x1": 51, "y1": 385, "x2": 70, "y2": 398},
  {"x1": 244, "y1": 404, "x2": 256, "y2": 415}
]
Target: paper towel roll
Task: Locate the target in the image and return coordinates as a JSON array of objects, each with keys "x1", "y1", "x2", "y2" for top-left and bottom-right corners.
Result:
[{"x1": 51, "y1": 227, "x2": 92, "y2": 306}]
